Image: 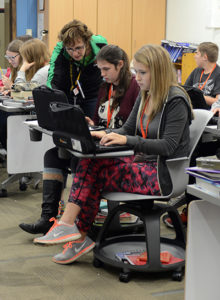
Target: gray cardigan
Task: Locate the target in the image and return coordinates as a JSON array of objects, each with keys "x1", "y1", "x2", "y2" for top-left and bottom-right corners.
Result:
[
  {"x1": 112, "y1": 86, "x2": 193, "y2": 195},
  {"x1": 14, "y1": 65, "x2": 49, "y2": 86}
]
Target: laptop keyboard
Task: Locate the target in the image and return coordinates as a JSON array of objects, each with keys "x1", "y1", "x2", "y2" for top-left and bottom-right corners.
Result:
[{"x1": 94, "y1": 141, "x2": 131, "y2": 153}]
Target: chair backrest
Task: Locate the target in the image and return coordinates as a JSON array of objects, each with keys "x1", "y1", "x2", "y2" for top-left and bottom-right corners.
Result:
[
  {"x1": 166, "y1": 109, "x2": 213, "y2": 198},
  {"x1": 188, "y1": 109, "x2": 213, "y2": 158}
]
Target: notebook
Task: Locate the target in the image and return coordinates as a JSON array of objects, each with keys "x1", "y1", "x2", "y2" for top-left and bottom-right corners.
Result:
[
  {"x1": 51, "y1": 104, "x2": 131, "y2": 154},
  {"x1": 32, "y1": 85, "x2": 69, "y2": 131}
]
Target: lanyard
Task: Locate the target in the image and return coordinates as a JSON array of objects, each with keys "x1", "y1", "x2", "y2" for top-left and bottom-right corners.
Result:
[
  {"x1": 69, "y1": 55, "x2": 85, "y2": 92},
  {"x1": 198, "y1": 63, "x2": 216, "y2": 91},
  {"x1": 106, "y1": 84, "x2": 114, "y2": 128},
  {"x1": 140, "y1": 97, "x2": 150, "y2": 139},
  {"x1": 70, "y1": 63, "x2": 81, "y2": 92}
]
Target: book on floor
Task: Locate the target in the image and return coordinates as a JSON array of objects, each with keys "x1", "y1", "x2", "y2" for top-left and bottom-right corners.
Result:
[{"x1": 116, "y1": 250, "x2": 184, "y2": 265}]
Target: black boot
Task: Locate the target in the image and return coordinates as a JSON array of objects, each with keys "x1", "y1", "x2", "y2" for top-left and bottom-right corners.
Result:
[{"x1": 19, "y1": 180, "x2": 63, "y2": 234}]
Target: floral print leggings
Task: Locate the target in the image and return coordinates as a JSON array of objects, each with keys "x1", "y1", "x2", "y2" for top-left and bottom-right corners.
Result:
[{"x1": 68, "y1": 156, "x2": 160, "y2": 232}]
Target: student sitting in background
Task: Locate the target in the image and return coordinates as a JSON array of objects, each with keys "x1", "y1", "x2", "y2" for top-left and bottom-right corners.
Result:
[
  {"x1": 0, "y1": 39, "x2": 24, "y2": 150},
  {"x1": 14, "y1": 38, "x2": 50, "y2": 86},
  {"x1": 0, "y1": 36, "x2": 33, "y2": 93},
  {"x1": 33, "y1": 44, "x2": 193, "y2": 265},
  {"x1": 19, "y1": 44, "x2": 140, "y2": 235},
  {"x1": 185, "y1": 42, "x2": 220, "y2": 106},
  {"x1": 0, "y1": 39, "x2": 23, "y2": 94}
]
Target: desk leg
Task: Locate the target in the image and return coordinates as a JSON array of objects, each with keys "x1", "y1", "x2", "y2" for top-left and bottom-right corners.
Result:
[{"x1": 185, "y1": 200, "x2": 220, "y2": 300}]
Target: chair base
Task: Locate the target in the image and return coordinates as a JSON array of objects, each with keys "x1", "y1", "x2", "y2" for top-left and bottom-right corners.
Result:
[{"x1": 93, "y1": 202, "x2": 186, "y2": 282}]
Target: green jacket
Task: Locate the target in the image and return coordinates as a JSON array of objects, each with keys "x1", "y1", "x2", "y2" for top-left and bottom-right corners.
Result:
[{"x1": 47, "y1": 35, "x2": 107, "y2": 103}]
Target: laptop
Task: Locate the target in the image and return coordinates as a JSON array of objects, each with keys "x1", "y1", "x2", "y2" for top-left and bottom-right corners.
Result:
[
  {"x1": 51, "y1": 104, "x2": 131, "y2": 154},
  {"x1": 32, "y1": 85, "x2": 69, "y2": 131},
  {"x1": 182, "y1": 85, "x2": 209, "y2": 110}
]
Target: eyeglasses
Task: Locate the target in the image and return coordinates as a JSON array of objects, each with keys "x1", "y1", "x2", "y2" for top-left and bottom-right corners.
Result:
[
  {"x1": 4, "y1": 54, "x2": 20, "y2": 61},
  {"x1": 65, "y1": 45, "x2": 85, "y2": 53}
]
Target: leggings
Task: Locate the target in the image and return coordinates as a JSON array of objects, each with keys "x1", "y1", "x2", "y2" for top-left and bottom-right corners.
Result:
[{"x1": 68, "y1": 156, "x2": 160, "y2": 232}]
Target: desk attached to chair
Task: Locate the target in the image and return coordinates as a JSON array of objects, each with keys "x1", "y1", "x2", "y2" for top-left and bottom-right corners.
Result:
[{"x1": 0, "y1": 104, "x2": 54, "y2": 196}]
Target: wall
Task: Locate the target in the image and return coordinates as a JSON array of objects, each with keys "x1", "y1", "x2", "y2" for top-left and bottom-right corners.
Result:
[{"x1": 166, "y1": 0, "x2": 220, "y2": 54}]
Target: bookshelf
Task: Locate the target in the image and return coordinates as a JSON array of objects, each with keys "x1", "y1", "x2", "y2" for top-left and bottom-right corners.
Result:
[
  {"x1": 161, "y1": 40, "x2": 197, "y2": 84},
  {"x1": 179, "y1": 53, "x2": 197, "y2": 85}
]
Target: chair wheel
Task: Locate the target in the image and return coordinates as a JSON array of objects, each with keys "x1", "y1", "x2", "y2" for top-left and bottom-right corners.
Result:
[
  {"x1": 93, "y1": 258, "x2": 103, "y2": 268},
  {"x1": 172, "y1": 270, "x2": 183, "y2": 281},
  {"x1": 0, "y1": 189, "x2": 7, "y2": 197},
  {"x1": 119, "y1": 271, "x2": 131, "y2": 283},
  {"x1": 19, "y1": 183, "x2": 27, "y2": 191}
]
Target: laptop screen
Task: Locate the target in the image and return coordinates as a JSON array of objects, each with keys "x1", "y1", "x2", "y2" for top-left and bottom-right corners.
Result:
[{"x1": 32, "y1": 85, "x2": 69, "y2": 131}]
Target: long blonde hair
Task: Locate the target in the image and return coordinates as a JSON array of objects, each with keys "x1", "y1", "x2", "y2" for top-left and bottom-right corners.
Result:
[
  {"x1": 134, "y1": 44, "x2": 188, "y2": 121},
  {"x1": 19, "y1": 38, "x2": 50, "y2": 81}
]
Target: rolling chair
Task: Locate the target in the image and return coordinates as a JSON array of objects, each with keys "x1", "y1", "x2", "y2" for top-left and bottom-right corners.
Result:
[{"x1": 93, "y1": 109, "x2": 213, "y2": 282}]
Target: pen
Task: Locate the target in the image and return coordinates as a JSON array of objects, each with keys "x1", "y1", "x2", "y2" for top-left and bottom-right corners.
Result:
[{"x1": 0, "y1": 67, "x2": 4, "y2": 77}]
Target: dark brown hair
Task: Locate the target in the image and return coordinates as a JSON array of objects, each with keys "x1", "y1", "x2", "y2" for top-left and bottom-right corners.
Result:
[{"x1": 96, "y1": 44, "x2": 132, "y2": 109}]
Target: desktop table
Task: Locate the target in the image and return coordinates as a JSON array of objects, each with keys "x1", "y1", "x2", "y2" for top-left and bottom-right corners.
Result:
[
  {"x1": 0, "y1": 103, "x2": 54, "y2": 195},
  {"x1": 184, "y1": 185, "x2": 220, "y2": 300},
  {"x1": 24, "y1": 120, "x2": 135, "y2": 159}
]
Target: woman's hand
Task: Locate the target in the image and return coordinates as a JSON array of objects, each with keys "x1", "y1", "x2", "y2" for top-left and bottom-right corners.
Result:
[
  {"x1": 90, "y1": 130, "x2": 106, "y2": 140},
  {"x1": 100, "y1": 132, "x2": 127, "y2": 146},
  {"x1": 212, "y1": 107, "x2": 220, "y2": 116},
  {"x1": 2, "y1": 75, "x2": 12, "y2": 90},
  {"x1": 20, "y1": 60, "x2": 35, "y2": 72},
  {"x1": 85, "y1": 116, "x2": 94, "y2": 126}
]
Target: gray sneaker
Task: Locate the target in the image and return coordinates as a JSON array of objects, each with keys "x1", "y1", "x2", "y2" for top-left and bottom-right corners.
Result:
[
  {"x1": 33, "y1": 219, "x2": 81, "y2": 245},
  {"x1": 52, "y1": 236, "x2": 95, "y2": 264}
]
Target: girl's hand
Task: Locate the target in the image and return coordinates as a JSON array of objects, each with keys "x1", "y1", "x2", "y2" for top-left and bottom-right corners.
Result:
[
  {"x1": 212, "y1": 107, "x2": 220, "y2": 116},
  {"x1": 90, "y1": 130, "x2": 106, "y2": 140},
  {"x1": 3, "y1": 89, "x2": 10, "y2": 96},
  {"x1": 20, "y1": 60, "x2": 35, "y2": 72},
  {"x1": 85, "y1": 116, "x2": 94, "y2": 126},
  {"x1": 2, "y1": 75, "x2": 12, "y2": 89},
  {"x1": 100, "y1": 132, "x2": 127, "y2": 146}
]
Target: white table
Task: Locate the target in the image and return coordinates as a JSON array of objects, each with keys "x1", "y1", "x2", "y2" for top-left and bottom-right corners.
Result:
[
  {"x1": 0, "y1": 105, "x2": 54, "y2": 193},
  {"x1": 185, "y1": 185, "x2": 220, "y2": 300}
]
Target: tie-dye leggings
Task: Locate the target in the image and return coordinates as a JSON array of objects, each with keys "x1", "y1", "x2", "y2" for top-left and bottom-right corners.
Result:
[{"x1": 68, "y1": 156, "x2": 160, "y2": 232}]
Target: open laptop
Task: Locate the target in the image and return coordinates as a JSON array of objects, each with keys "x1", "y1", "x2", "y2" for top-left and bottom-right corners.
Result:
[
  {"x1": 182, "y1": 85, "x2": 209, "y2": 109},
  {"x1": 32, "y1": 85, "x2": 69, "y2": 131},
  {"x1": 51, "y1": 104, "x2": 131, "y2": 154}
]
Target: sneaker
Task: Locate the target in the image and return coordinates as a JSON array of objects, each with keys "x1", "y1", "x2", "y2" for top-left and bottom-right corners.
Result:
[
  {"x1": 52, "y1": 236, "x2": 95, "y2": 264},
  {"x1": 33, "y1": 218, "x2": 81, "y2": 245},
  {"x1": 162, "y1": 208, "x2": 188, "y2": 229}
]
